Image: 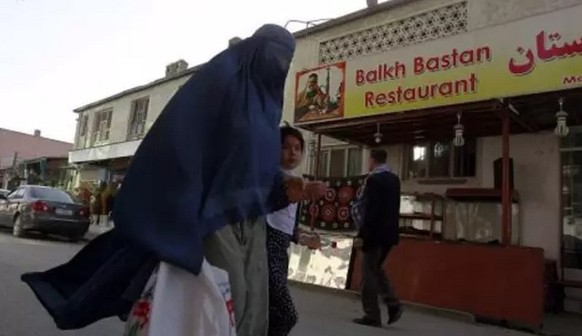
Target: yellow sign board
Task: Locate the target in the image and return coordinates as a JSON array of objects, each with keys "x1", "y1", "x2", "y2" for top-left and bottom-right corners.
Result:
[{"x1": 294, "y1": 4, "x2": 582, "y2": 124}]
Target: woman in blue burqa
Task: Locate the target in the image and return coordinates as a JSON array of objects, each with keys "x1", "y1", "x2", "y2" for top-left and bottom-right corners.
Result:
[{"x1": 21, "y1": 24, "x2": 321, "y2": 336}]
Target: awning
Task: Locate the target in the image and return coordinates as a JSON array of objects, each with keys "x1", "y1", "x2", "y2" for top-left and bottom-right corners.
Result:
[
  {"x1": 69, "y1": 140, "x2": 141, "y2": 164},
  {"x1": 298, "y1": 88, "x2": 582, "y2": 146}
]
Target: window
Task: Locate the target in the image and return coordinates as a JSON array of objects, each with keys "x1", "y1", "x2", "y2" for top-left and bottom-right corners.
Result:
[
  {"x1": 316, "y1": 147, "x2": 362, "y2": 177},
  {"x1": 91, "y1": 109, "x2": 113, "y2": 144},
  {"x1": 560, "y1": 141, "x2": 582, "y2": 269},
  {"x1": 404, "y1": 139, "x2": 476, "y2": 179},
  {"x1": 347, "y1": 148, "x2": 363, "y2": 176},
  {"x1": 76, "y1": 114, "x2": 90, "y2": 149},
  {"x1": 7, "y1": 188, "x2": 25, "y2": 200},
  {"x1": 329, "y1": 149, "x2": 346, "y2": 177},
  {"x1": 317, "y1": 151, "x2": 329, "y2": 177},
  {"x1": 79, "y1": 115, "x2": 88, "y2": 137},
  {"x1": 30, "y1": 187, "x2": 74, "y2": 203},
  {"x1": 128, "y1": 97, "x2": 149, "y2": 140}
]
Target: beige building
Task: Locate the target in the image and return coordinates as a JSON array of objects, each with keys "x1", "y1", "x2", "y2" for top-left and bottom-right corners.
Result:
[{"x1": 69, "y1": 60, "x2": 193, "y2": 185}]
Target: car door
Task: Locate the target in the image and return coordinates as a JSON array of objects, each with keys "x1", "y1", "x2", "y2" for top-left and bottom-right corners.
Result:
[
  {"x1": 1, "y1": 188, "x2": 25, "y2": 227},
  {"x1": 0, "y1": 191, "x2": 10, "y2": 226}
]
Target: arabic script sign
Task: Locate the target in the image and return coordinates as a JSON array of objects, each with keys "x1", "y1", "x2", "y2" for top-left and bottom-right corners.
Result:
[{"x1": 293, "y1": 4, "x2": 582, "y2": 124}]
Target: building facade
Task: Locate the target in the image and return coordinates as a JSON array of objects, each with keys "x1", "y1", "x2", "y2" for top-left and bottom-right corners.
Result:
[
  {"x1": 284, "y1": 0, "x2": 582, "y2": 318},
  {"x1": 0, "y1": 128, "x2": 72, "y2": 188},
  {"x1": 69, "y1": 61, "x2": 193, "y2": 187}
]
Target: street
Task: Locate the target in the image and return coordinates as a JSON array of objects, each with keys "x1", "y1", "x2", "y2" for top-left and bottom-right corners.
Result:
[{"x1": 0, "y1": 232, "x2": 530, "y2": 336}]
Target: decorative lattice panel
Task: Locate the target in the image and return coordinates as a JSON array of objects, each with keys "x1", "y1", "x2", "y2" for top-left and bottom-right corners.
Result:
[{"x1": 318, "y1": 2, "x2": 468, "y2": 64}]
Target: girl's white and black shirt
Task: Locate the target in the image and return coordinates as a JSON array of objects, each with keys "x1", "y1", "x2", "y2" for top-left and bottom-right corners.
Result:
[{"x1": 266, "y1": 169, "x2": 298, "y2": 236}]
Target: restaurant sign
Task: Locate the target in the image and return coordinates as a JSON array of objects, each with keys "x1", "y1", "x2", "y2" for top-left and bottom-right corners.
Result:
[{"x1": 293, "y1": 4, "x2": 582, "y2": 124}]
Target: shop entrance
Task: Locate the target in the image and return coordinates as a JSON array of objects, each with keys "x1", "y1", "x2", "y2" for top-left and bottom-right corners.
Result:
[{"x1": 560, "y1": 130, "x2": 582, "y2": 280}]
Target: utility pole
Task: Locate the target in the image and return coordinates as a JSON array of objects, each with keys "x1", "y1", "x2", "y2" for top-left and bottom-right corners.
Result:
[{"x1": 10, "y1": 151, "x2": 18, "y2": 175}]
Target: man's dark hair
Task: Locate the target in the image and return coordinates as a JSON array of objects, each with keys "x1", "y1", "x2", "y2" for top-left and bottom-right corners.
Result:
[
  {"x1": 370, "y1": 149, "x2": 387, "y2": 164},
  {"x1": 280, "y1": 125, "x2": 305, "y2": 152},
  {"x1": 308, "y1": 73, "x2": 318, "y2": 81}
]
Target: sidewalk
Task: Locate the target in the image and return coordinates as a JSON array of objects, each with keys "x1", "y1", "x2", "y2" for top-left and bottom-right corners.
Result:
[
  {"x1": 290, "y1": 285, "x2": 532, "y2": 336},
  {"x1": 83, "y1": 223, "x2": 113, "y2": 241},
  {"x1": 290, "y1": 284, "x2": 582, "y2": 336},
  {"x1": 81, "y1": 226, "x2": 581, "y2": 335}
]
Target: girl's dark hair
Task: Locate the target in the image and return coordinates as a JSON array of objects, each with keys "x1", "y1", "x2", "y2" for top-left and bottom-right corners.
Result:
[{"x1": 280, "y1": 125, "x2": 305, "y2": 152}]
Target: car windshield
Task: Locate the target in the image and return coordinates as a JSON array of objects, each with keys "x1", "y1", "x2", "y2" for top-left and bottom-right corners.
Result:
[{"x1": 30, "y1": 187, "x2": 74, "y2": 203}]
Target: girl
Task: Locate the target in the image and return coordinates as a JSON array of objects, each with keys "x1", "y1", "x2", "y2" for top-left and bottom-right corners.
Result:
[{"x1": 266, "y1": 125, "x2": 305, "y2": 336}]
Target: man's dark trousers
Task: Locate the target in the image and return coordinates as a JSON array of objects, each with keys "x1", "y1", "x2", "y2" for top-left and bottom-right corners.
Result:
[{"x1": 361, "y1": 245, "x2": 399, "y2": 321}]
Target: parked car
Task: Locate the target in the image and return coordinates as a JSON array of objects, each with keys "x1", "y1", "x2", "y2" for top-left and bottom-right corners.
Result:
[
  {"x1": 0, "y1": 189, "x2": 9, "y2": 198},
  {"x1": 0, "y1": 185, "x2": 90, "y2": 241}
]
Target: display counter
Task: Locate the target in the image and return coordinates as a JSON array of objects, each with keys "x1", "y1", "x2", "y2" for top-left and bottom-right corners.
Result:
[{"x1": 348, "y1": 238, "x2": 545, "y2": 327}]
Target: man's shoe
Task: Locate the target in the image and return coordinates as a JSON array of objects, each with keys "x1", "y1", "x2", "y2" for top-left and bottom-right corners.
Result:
[
  {"x1": 387, "y1": 304, "x2": 403, "y2": 325},
  {"x1": 353, "y1": 316, "x2": 382, "y2": 327}
]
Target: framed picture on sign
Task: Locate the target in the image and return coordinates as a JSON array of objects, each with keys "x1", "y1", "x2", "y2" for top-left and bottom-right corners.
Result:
[{"x1": 294, "y1": 62, "x2": 346, "y2": 124}]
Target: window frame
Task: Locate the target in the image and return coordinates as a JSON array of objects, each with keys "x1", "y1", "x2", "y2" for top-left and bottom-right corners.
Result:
[
  {"x1": 403, "y1": 139, "x2": 477, "y2": 180},
  {"x1": 79, "y1": 115, "x2": 89, "y2": 137},
  {"x1": 127, "y1": 97, "x2": 150, "y2": 140},
  {"x1": 315, "y1": 146, "x2": 363, "y2": 177},
  {"x1": 91, "y1": 109, "x2": 113, "y2": 145},
  {"x1": 76, "y1": 114, "x2": 90, "y2": 149}
]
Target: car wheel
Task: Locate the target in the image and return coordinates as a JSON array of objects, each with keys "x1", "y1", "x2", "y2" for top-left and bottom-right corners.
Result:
[{"x1": 12, "y1": 215, "x2": 25, "y2": 238}]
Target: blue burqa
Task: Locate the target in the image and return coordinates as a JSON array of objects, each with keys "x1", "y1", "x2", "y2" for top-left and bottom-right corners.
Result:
[{"x1": 21, "y1": 24, "x2": 296, "y2": 330}]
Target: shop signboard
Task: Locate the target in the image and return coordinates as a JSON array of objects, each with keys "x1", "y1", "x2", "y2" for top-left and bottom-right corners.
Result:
[{"x1": 293, "y1": 4, "x2": 582, "y2": 124}]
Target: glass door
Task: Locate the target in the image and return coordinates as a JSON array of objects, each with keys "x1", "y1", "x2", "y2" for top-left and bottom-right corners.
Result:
[{"x1": 560, "y1": 132, "x2": 582, "y2": 272}]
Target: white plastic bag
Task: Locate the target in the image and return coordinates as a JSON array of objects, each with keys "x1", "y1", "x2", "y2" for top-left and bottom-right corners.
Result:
[{"x1": 124, "y1": 259, "x2": 236, "y2": 336}]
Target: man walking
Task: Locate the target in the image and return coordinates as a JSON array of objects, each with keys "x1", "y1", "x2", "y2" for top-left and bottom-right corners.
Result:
[{"x1": 352, "y1": 149, "x2": 403, "y2": 327}]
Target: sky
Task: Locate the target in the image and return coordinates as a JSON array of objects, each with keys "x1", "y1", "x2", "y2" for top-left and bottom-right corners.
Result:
[{"x1": 0, "y1": 0, "x2": 381, "y2": 143}]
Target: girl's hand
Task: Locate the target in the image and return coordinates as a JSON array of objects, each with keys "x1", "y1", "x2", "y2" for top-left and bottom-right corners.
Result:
[
  {"x1": 298, "y1": 231, "x2": 322, "y2": 250},
  {"x1": 285, "y1": 178, "x2": 326, "y2": 203},
  {"x1": 285, "y1": 177, "x2": 306, "y2": 203},
  {"x1": 304, "y1": 181, "x2": 326, "y2": 200}
]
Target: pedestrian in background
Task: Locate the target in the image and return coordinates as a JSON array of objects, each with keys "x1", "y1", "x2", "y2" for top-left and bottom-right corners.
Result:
[
  {"x1": 352, "y1": 149, "x2": 403, "y2": 327},
  {"x1": 90, "y1": 183, "x2": 104, "y2": 225},
  {"x1": 78, "y1": 183, "x2": 92, "y2": 207},
  {"x1": 104, "y1": 182, "x2": 118, "y2": 225}
]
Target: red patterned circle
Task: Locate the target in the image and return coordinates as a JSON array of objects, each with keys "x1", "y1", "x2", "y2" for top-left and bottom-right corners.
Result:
[
  {"x1": 338, "y1": 186, "x2": 354, "y2": 204},
  {"x1": 325, "y1": 188, "x2": 337, "y2": 202},
  {"x1": 321, "y1": 204, "x2": 336, "y2": 222},
  {"x1": 309, "y1": 204, "x2": 319, "y2": 217},
  {"x1": 338, "y1": 206, "x2": 350, "y2": 221}
]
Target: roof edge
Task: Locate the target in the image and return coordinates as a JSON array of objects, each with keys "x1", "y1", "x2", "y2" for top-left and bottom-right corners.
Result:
[
  {"x1": 22, "y1": 156, "x2": 69, "y2": 163},
  {"x1": 292, "y1": 0, "x2": 414, "y2": 39},
  {"x1": 0, "y1": 128, "x2": 73, "y2": 145},
  {"x1": 73, "y1": 64, "x2": 204, "y2": 113}
]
